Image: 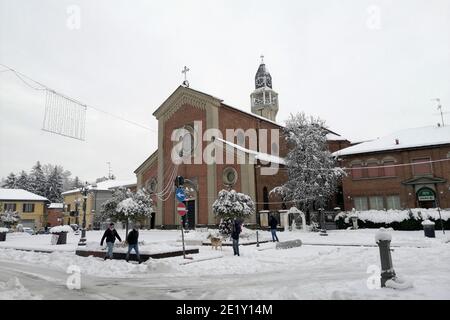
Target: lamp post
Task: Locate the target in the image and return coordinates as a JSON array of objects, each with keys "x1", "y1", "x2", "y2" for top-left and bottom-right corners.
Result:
[{"x1": 78, "y1": 182, "x2": 97, "y2": 246}]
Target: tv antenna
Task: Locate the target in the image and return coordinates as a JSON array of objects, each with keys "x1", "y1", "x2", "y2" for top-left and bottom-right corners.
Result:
[
  {"x1": 432, "y1": 98, "x2": 447, "y2": 127},
  {"x1": 107, "y1": 162, "x2": 113, "y2": 179}
]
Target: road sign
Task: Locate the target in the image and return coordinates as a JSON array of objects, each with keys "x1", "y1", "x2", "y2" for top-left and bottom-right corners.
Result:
[
  {"x1": 175, "y1": 187, "x2": 186, "y2": 202},
  {"x1": 177, "y1": 202, "x2": 188, "y2": 216}
]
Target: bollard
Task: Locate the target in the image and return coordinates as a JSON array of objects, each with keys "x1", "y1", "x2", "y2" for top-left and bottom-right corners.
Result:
[
  {"x1": 256, "y1": 230, "x2": 260, "y2": 247},
  {"x1": 375, "y1": 228, "x2": 395, "y2": 287}
]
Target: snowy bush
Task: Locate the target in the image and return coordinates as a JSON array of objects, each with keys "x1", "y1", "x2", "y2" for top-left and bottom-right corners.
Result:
[
  {"x1": 0, "y1": 211, "x2": 20, "y2": 229},
  {"x1": 0, "y1": 227, "x2": 9, "y2": 233},
  {"x1": 212, "y1": 189, "x2": 255, "y2": 235},
  {"x1": 102, "y1": 188, "x2": 154, "y2": 235},
  {"x1": 49, "y1": 225, "x2": 73, "y2": 233},
  {"x1": 335, "y1": 209, "x2": 450, "y2": 230}
]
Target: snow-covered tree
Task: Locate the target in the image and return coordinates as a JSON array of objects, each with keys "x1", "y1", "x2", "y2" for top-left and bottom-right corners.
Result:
[
  {"x1": 272, "y1": 112, "x2": 345, "y2": 215},
  {"x1": 71, "y1": 176, "x2": 83, "y2": 190},
  {"x1": 212, "y1": 189, "x2": 255, "y2": 235},
  {"x1": 3, "y1": 173, "x2": 17, "y2": 188},
  {"x1": 16, "y1": 171, "x2": 31, "y2": 191},
  {"x1": 101, "y1": 188, "x2": 153, "y2": 236},
  {"x1": 46, "y1": 167, "x2": 64, "y2": 203},
  {"x1": 30, "y1": 161, "x2": 46, "y2": 196},
  {"x1": 0, "y1": 210, "x2": 20, "y2": 228},
  {"x1": 43, "y1": 164, "x2": 72, "y2": 191}
]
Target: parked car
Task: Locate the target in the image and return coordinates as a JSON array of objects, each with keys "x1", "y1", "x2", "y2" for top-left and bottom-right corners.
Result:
[
  {"x1": 23, "y1": 227, "x2": 34, "y2": 235},
  {"x1": 36, "y1": 228, "x2": 49, "y2": 235}
]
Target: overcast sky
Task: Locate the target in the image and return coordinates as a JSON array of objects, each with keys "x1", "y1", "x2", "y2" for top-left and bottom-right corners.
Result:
[{"x1": 0, "y1": 0, "x2": 449, "y2": 182}]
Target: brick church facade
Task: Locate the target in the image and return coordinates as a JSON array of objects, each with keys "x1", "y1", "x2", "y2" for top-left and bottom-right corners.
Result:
[{"x1": 135, "y1": 60, "x2": 350, "y2": 229}]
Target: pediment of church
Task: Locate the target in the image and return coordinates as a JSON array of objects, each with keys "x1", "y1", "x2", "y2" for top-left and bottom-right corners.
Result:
[{"x1": 152, "y1": 86, "x2": 222, "y2": 122}]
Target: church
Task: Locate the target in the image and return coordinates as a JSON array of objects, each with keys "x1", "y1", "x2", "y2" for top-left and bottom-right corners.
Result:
[{"x1": 134, "y1": 58, "x2": 350, "y2": 229}]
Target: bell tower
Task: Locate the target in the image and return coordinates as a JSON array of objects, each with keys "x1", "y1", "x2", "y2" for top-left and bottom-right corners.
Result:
[{"x1": 250, "y1": 55, "x2": 279, "y2": 122}]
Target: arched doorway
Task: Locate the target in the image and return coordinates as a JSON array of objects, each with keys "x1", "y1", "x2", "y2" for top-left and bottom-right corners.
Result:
[{"x1": 417, "y1": 187, "x2": 436, "y2": 208}]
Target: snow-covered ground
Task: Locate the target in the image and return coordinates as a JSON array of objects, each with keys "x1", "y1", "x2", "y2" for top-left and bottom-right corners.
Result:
[{"x1": 0, "y1": 228, "x2": 449, "y2": 299}]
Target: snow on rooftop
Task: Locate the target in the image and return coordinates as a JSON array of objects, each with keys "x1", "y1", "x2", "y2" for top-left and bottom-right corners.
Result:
[
  {"x1": 61, "y1": 179, "x2": 137, "y2": 195},
  {"x1": 333, "y1": 125, "x2": 450, "y2": 156},
  {"x1": 48, "y1": 203, "x2": 64, "y2": 209},
  {"x1": 0, "y1": 189, "x2": 49, "y2": 201},
  {"x1": 215, "y1": 137, "x2": 286, "y2": 165},
  {"x1": 326, "y1": 133, "x2": 348, "y2": 141}
]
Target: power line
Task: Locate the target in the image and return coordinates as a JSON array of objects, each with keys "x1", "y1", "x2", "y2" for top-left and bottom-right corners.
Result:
[{"x1": 0, "y1": 63, "x2": 157, "y2": 133}]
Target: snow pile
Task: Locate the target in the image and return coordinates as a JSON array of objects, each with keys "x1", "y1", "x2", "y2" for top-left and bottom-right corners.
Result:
[
  {"x1": 0, "y1": 228, "x2": 9, "y2": 233},
  {"x1": 0, "y1": 277, "x2": 42, "y2": 300},
  {"x1": 421, "y1": 220, "x2": 435, "y2": 226},
  {"x1": 358, "y1": 210, "x2": 411, "y2": 224},
  {"x1": 142, "y1": 258, "x2": 177, "y2": 273},
  {"x1": 49, "y1": 225, "x2": 73, "y2": 233},
  {"x1": 375, "y1": 228, "x2": 392, "y2": 242}
]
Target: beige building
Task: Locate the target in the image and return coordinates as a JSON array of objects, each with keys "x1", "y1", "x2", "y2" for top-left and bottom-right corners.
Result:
[
  {"x1": 61, "y1": 179, "x2": 136, "y2": 229},
  {"x1": 0, "y1": 188, "x2": 49, "y2": 229}
]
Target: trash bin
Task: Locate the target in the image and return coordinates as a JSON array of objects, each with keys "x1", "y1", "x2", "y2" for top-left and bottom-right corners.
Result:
[
  {"x1": 0, "y1": 232, "x2": 6, "y2": 242},
  {"x1": 421, "y1": 220, "x2": 435, "y2": 238}
]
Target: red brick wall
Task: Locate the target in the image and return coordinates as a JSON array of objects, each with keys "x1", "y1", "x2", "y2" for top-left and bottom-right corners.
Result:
[
  {"x1": 47, "y1": 208, "x2": 63, "y2": 227},
  {"x1": 340, "y1": 145, "x2": 450, "y2": 211},
  {"x1": 162, "y1": 103, "x2": 208, "y2": 225}
]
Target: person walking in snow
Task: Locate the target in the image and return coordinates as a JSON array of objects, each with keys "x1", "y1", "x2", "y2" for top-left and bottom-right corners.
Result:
[
  {"x1": 269, "y1": 214, "x2": 279, "y2": 242},
  {"x1": 126, "y1": 224, "x2": 141, "y2": 263},
  {"x1": 100, "y1": 223, "x2": 122, "y2": 260},
  {"x1": 231, "y1": 218, "x2": 242, "y2": 256}
]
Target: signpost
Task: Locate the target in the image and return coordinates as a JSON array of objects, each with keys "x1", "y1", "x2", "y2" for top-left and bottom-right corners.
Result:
[{"x1": 175, "y1": 178, "x2": 192, "y2": 259}]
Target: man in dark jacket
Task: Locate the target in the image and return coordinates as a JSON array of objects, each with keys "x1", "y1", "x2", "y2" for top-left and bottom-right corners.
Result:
[
  {"x1": 100, "y1": 223, "x2": 122, "y2": 260},
  {"x1": 269, "y1": 215, "x2": 279, "y2": 242},
  {"x1": 231, "y1": 218, "x2": 242, "y2": 256},
  {"x1": 126, "y1": 224, "x2": 141, "y2": 263}
]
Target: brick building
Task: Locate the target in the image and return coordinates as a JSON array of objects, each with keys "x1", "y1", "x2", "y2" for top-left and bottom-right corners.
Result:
[
  {"x1": 135, "y1": 59, "x2": 349, "y2": 229},
  {"x1": 333, "y1": 125, "x2": 450, "y2": 211}
]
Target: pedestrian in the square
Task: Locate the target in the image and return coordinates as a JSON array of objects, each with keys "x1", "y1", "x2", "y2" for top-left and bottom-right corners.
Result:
[
  {"x1": 231, "y1": 218, "x2": 242, "y2": 256},
  {"x1": 269, "y1": 214, "x2": 279, "y2": 242},
  {"x1": 126, "y1": 224, "x2": 141, "y2": 263},
  {"x1": 100, "y1": 222, "x2": 122, "y2": 260}
]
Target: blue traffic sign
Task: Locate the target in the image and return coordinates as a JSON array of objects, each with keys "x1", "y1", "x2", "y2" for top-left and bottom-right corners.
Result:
[{"x1": 175, "y1": 187, "x2": 186, "y2": 202}]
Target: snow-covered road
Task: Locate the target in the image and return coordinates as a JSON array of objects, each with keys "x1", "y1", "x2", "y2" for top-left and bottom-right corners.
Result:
[{"x1": 1, "y1": 229, "x2": 449, "y2": 299}]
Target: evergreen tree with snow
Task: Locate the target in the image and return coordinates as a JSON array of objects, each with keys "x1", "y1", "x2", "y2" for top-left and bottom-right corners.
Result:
[
  {"x1": 3, "y1": 173, "x2": 17, "y2": 188},
  {"x1": 16, "y1": 171, "x2": 31, "y2": 191},
  {"x1": 46, "y1": 167, "x2": 64, "y2": 203},
  {"x1": 212, "y1": 189, "x2": 255, "y2": 235},
  {"x1": 71, "y1": 176, "x2": 83, "y2": 190},
  {"x1": 272, "y1": 112, "x2": 345, "y2": 216},
  {"x1": 29, "y1": 161, "x2": 47, "y2": 196}
]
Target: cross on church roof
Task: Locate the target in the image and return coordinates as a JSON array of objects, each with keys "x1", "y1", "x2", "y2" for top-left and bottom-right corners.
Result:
[
  {"x1": 260, "y1": 54, "x2": 264, "y2": 64},
  {"x1": 182, "y1": 66, "x2": 190, "y2": 87}
]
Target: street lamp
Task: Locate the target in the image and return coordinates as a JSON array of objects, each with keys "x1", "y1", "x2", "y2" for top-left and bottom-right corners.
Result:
[{"x1": 78, "y1": 182, "x2": 97, "y2": 246}]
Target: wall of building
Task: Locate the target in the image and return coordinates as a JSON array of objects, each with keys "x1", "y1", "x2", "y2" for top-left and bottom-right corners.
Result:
[
  {"x1": 0, "y1": 201, "x2": 46, "y2": 229},
  {"x1": 340, "y1": 145, "x2": 450, "y2": 211}
]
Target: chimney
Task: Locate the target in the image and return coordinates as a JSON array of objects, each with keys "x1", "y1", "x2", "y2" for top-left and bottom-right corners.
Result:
[{"x1": 395, "y1": 139, "x2": 399, "y2": 145}]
